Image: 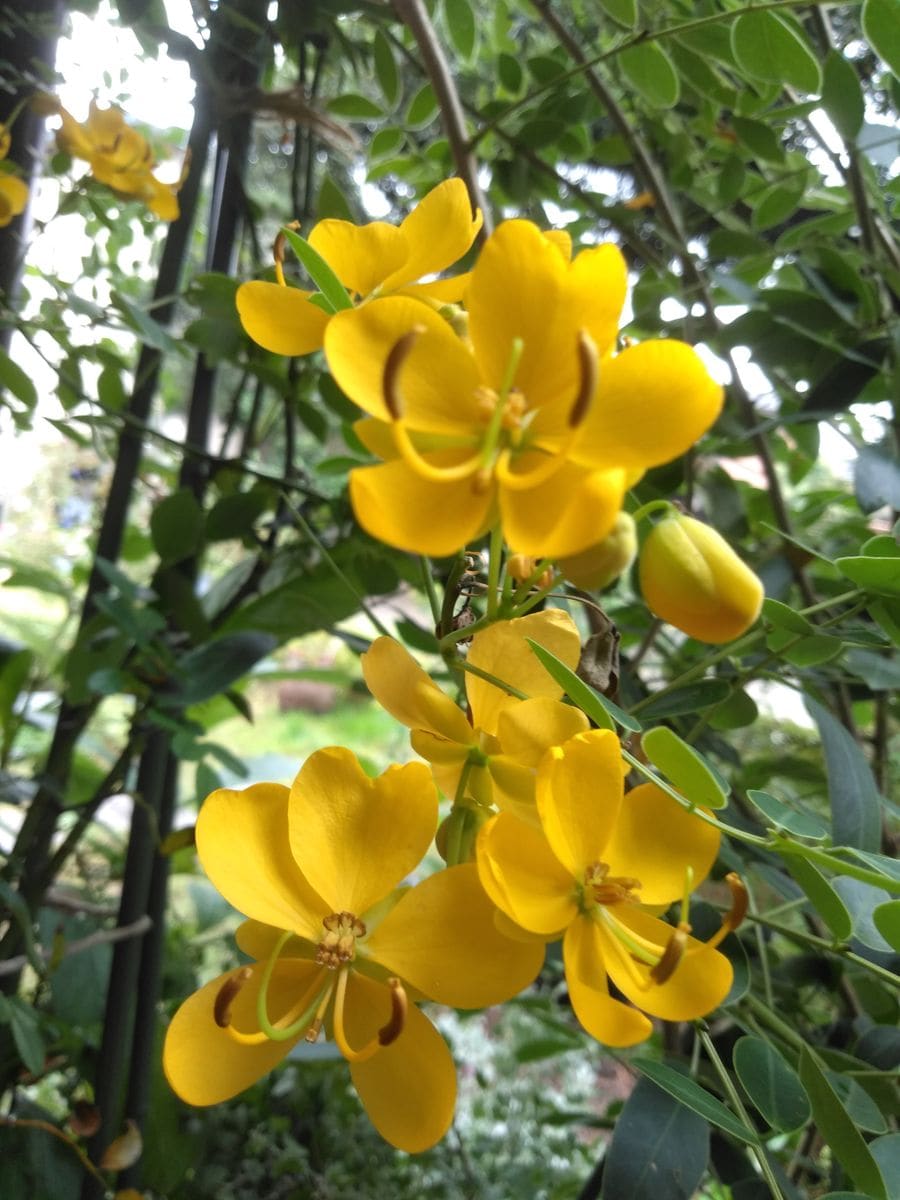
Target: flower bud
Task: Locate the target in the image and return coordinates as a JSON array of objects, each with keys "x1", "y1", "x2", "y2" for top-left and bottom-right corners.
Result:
[
  {"x1": 638, "y1": 513, "x2": 763, "y2": 643},
  {"x1": 558, "y1": 511, "x2": 637, "y2": 591}
]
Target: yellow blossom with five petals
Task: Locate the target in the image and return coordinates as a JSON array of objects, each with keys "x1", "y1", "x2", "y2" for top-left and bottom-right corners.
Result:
[
  {"x1": 324, "y1": 219, "x2": 723, "y2": 558},
  {"x1": 163, "y1": 747, "x2": 543, "y2": 1152},
  {"x1": 477, "y1": 728, "x2": 736, "y2": 1046},
  {"x1": 362, "y1": 609, "x2": 588, "y2": 821},
  {"x1": 236, "y1": 177, "x2": 482, "y2": 357}
]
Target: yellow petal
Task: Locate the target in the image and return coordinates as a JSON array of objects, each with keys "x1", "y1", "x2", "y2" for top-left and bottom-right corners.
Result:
[
  {"x1": 325, "y1": 296, "x2": 482, "y2": 429},
  {"x1": 382, "y1": 177, "x2": 483, "y2": 292},
  {"x1": 544, "y1": 229, "x2": 572, "y2": 261},
  {"x1": 366, "y1": 862, "x2": 544, "y2": 1006},
  {"x1": 289, "y1": 748, "x2": 437, "y2": 916},
  {"x1": 354, "y1": 416, "x2": 398, "y2": 459},
  {"x1": 496, "y1": 695, "x2": 589, "y2": 766},
  {"x1": 486, "y1": 755, "x2": 540, "y2": 822},
  {"x1": 309, "y1": 218, "x2": 406, "y2": 297},
  {"x1": 163, "y1": 959, "x2": 318, "y2": 1105},
  {"x1": 563, "y1": 916, "x2": 652, "y2": 1046},
  {"x1": 236, "y1": 280, "x2": 329, "y2": 356},
  {"x1": 349, "y1": 458, "x2": 495, "y2": 557},
  {"x1": 536, "y1": 729, "x2": 623, "y2": 877},
  {"x1": 476, "y1": 813, "x2": 576, "y2": 935},
  {"x1": 466, "y1": 609, "x2": 582, "y2": 734},
  {"x1": 566, "y1": 242, "x2": 627, "y2": 358},
  {"x1": 402, "y1": 272, "x2": 471, "y2": 304},
  {"x1": 0, "y1": 176, "x2": 28, "y2": 225},
  {"x1": 575, "y1": 340, "x2": 724, "y2": 471},
  {"x1": 603, "y1": 782, "x2": 721, "y2": 905},
  {"x1": 499, "y1": 461, "x2": 626, "y2": 558},
  {"x1": 361, "y1": 636, "x2": 474, "y2": 743},
  {"x1": 600, "y1": 907, "x2": 733, "y2": 1020},
  {"x1": 345, "y1": 971, "x2": 456, "y2": 1153},
  {"x1": 234, "y1": 920, "x2": 316, "y2": 961},
  {"x1": 196, "y1": 783, "x2": 326, "y2": 940},
  {"x1": 409, "y1": 730, "x2": 473, "y2": 801}
]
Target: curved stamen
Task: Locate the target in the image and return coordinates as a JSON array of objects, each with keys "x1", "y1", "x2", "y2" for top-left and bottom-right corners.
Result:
[
  {"x1": 391, "y1": 420, "x2": 484, "y2": 483},
  {"x1": 378, "y1": 979, "x2": 408, "y2": 1047},
  {"x1": 698, "y1": 872, "x2": 748, "y2": 951},
  {"x1": 382, "y1": 324, "x2": 426, "y2": 419},
  {"x1": 253, "y1": 929, "x2": 333, "y2": 1043},
  {"x1": 332, "y1": 969, "x2": 408, "y2": 1063},
  {"x1": 569, "y1": 330, "x2": 599, "y2": 428},
  {"x1": 273, "y1": 220, "x2": 302, "y2": 288},
  {"x1": 214, "y1": 967, "x2": 253, "y2": 1029},
  {"x1": 493, "y1": 439, "x2": 576, "y2": 490},
  {"x1": 597, "y1": 907, "x2": 664, "y2": 967},
  {"x1": 649, "y1": 923, "x2": 691, "y2": 985}
]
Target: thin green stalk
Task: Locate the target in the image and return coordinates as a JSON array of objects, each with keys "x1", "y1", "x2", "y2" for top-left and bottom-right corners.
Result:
[
  {"x1": 741, "y1": 993, "x2": 811, "y2": 1057},
  {"x1": 419, "y1": 557, "x2": 442, "y2": 626},
  {"x1": 773, "y1": 840, "x2": 900, "y2": 896},
  {"x1": 696, "y1": 1026, "x2": 786, "y2": 1200},
  {"x1": 513, "y1": 571, "x2": 565, "y2": 616},
  {"x1": 448, "y1": 658, "x2": 529, "y2": 699},
  {"x1": 745, "y1": 911, "x2": 900, "y2": 987},
  {"x1": 486, "y1": 524, "x2": 504, "y2": 620},
  {"x1": 746, "y1": 879, "x2": 774, "y2": 1010}
]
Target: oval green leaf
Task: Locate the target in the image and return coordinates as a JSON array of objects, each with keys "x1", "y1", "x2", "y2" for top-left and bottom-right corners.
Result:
[
  {"x1": 872, "y1": 899, "x2": 900, "y2": 950},
  {"x1": 637, "y1": 679, "x2": 733, "y2": 721},
  {"x1": 733, "y1": 1036, "x2": 811, "y2": 1132},
  {"x1": 863, "y1": 0, "x2": 900, "y2": 79},
  {"x1": 746, "y1": 789, "x2": 829, "y2": 840},
  {"x1": 822, "y1": 50, "x2": 865, "y2": 141},
  {"x1": 732, "y1": 10, "x2": 822, "y2": 93},
  {"x1": 620, "y1": 42, "x2": 680, "y2": 108},
  {"x1": 636, "y1": 1059, "x2": 758, "y2": 1145},
  {"x1": 150, "y1": 489, "x2": 204, "y2": 566},
  {"x1": 640, "y1": 725, "x2": 729, "y2": 809},
  {"x1": 806, "y1": 697, "x2": 882, "y2": 852},
  {"x1": 373, "y1": 29, "x2": 400, "y2": 108},
  {"x1": 444, "y1": 0, "x2": 476, "y2": 60},
  {"x1": 784, "y1": 854, "x2": 853, "y2": 941}
]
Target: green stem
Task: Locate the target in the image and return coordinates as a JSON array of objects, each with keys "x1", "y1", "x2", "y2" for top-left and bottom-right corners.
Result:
[
  {"x1": 256, "y1": 932, "x2": 324, "y2": 1042},
  {"x1": 513, "y1": 571, "x2": 565, "y2": 616},
  {"x1": 449, "y1": 658, "x2": 529, "y2": 700},
  {"x1": 486, "y1": 524, "x2": 504, "y2": 620},
  {"x1": 631, "y1": 499, "x2": 675, "y2": 526},
  {"x1": 419, "y1": 557, "x2": 441, "y2": 626},
  {"x1": 774, "y1": 840, "x2": 900, "y2": 896},
  {"x1": 696, "y1": 1026, "x2": 785, "y2": 1200},
  {"x1": 741, "y1": 993, "x2": 810, "y2": 1057},
  {"x1": 744, "y1": 912, "x2": 900, "y2": 988}
]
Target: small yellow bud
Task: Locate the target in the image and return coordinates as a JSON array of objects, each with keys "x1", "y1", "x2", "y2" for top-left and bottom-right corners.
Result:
[
  {"x1": 558, "y1": 511, "x2": 637, "y2": 591},
  {"x1": 638, "y1": 514, "x2": 763, "y2": 644}
]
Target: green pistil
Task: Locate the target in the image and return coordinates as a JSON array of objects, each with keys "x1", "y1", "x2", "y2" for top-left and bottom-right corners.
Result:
[
  {"x1": 256, "y1": 930, "x2": 325, "y2": 1042},
  {"x1": 478, "y1": 336, "x2": 524, "y2": 470}
]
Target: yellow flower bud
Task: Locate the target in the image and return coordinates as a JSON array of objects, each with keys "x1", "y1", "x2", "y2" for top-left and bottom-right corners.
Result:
[
  {"x1": 558, "y1": 511, "x2": 637, "y2": 590},
  {"x1": 638, "y1": 513, "x2": 763, "y2": 643}
]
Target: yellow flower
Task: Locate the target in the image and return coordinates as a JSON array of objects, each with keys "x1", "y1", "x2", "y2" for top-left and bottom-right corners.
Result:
[
  {"x1": 324, "y1": 219, "x2": 724, "y2": 558},
  {"x1": 236, "y1": 178, "x2": 482, "y2": 357},
  {"x1": 53, "y1": 100, "x2": 186, "y2": 221},
  {"x1": 362, "y1": 610, "x2": 588, "y2": 822},
  {"x1": 0, "y1": 124, "x2": 28, "y2": 228},
  {"x1": 639, "y1": 512, "x2": 764, "y2": 643},
  {"x1": 477, "y1": 728, "x2": 738, "y2": 1046},
  {"x1": 163, "y1": 747, "x2": 542, "y2": 1152}
]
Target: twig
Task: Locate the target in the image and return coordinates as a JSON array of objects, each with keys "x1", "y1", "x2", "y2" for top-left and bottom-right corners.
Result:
[
  {"x1": 0, "y1": 915, "x2": 152, "y2": 979},
  {"x1": 0, "y1": 1116, "x2": 110, "y2": 1194}
]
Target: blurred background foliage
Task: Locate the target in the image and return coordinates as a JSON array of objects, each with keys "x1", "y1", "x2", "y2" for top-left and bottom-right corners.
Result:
[{"x1": 0, "y1": 0, "x2": 898, "y2": 1197}]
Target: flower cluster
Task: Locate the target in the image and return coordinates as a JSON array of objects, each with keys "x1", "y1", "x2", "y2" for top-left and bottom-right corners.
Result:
[
  {"x1": 0, "y1": 124, "x2": 29, "y2": 228},
  {"x1": 47, "y1": 98, "x2": 188, "y2": 221}
]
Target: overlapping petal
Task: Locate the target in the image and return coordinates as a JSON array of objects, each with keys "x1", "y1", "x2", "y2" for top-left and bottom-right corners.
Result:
[
  {"x1": 349, "y1": 458, "x2": 495, "y2": 557},
  {"x1": 236, "y1": 281, "x2": 330, "y2": 355},
  {"x1": 495, "y1": 697, "x2": 589, "y2": 768},
  {"x1": 535, "y1": 729, "x2": 624, "y2": 877},
  {"x1": 603, "y1": 782, "x2": 721, "y2": 905},
  {"x1": 466, "y1": 609, "x2": 581, "y2": 734},
  {"x1": 288, "y1": 748, "x2": 437, "y2": 916},
  {"x1": 574, "y1": 340, "x2": 724, "y2": 471},
  {"x1": 477, "y1": 813, "x2": 576, "y2": 935},
  {"x1": 163, "y1": 959, "x2": 318, "y2": 1105},
  {"x1": 563, "y1": 917, "x2": 652, "y2": 1046},
  {"x1": 196, "y1": 783, "x2": 326, "y2": 940},
  {"x1": 381, "y1": 177, "x2": 482, "y2": 292},
  {"x1": 499, "y1": 460, "x2": 626, "y2": 558},
  {"x1": 308, "y1": 219, "x2": 406, "y2": 296},
  {"x1": 361, "y1": 636, "x2": 474, "y2": 743},
  {"x1": 345, "y1": 972, "x2": 456, "y2": 1153}
]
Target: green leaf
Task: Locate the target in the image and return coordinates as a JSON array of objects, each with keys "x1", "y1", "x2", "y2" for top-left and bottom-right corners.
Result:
[
  {"x1": 785, "y1": 854, "x2": 853, "y2": 941},
  {"x1": 806, "y1": 697, "x2": 882, "y2": 852},
  {"x1": 733, "y1": 1036, "x2": 811, "y2": 1132},
  {"x1": 799, "y1": 1046, "x2": 888, "y2": 1199},
  {"x1": 640, "y1": 726, "x2": 729, "y2": 810},
  {"x1": 855, "y1": 445, "x2": 900, "y2": 513},
  {"x1": 763, "y1": 598, "x2": 813, "y2": 634},
  {"x1": 870, "y1": 1134, "x2": 900, "y2": 1198},
  {"x1": 372, "y1": 28, "x2": 400, "y2": 108},
  {"x1": 0, "y1": 996, "x2": 45, "y2": 1075},
  {"x1": 206, "y1": 491, "x2": 270, "y2": 541},
  {"x1": 0, "y1": 346, "x2": 38, "y2": 408},
  {"x1": 872, "y1": 899, "x2": 900, "y2": 950},
  {"x1": 97, "y1": 363, "x2": 127, "y2": 410},
  {"x1": 844, "y1": 647, "x2": 900, "y2": 690},
  {"x1": 826, "y1": 1070, "x2": 888, "y2": 1133},
  {"x1": 822, "y1": 50, "x2": 865, "y2": 141},
  {"x1": 636, "y1": 679, "x2": 732, "y2": 720},
  {"x1": 498, "y1": 52, "x2": 523, "y2": 94},
  {"x1": 444, "y1": 0, "x2": 477, "y2": 60},
  {"x1": 599, "y1": 0, "x2": 637, "y2": 27},
  {"x1": 635, "y1": 1060, "x2": 758, "y2": 1145},
  {"x1": 836, "y1": 553, "x2": 900, "y2": 595},
  {"x1": 406, "y1": 83, "x2": 439, "y2": 128},
  {"x1": 732, "y1": 116, "x2": 785, "y2": 163},
  {"x1": 752, "y1": 178, "x2": 807, "y2": 230},
  {"x1": 525, "y1": 639, "x2": 614, "y2": 731},
  {"x1": 159, "y1": 632, "x2": 277, "y2": 707},
  {"x1": 832, "y1": 878, "x2": 895, "y2": 952},
  {"x1": 746, "y1": 789, "x2": 829, "y2": 840},
  {"x1": 707, "y1": 687, "x2": 758, "y2": 731},
  {"x1": 111, "y1": 289, "x2": 180, "y2": 354},
  {"x1": 863, "y1": 0, "x2": 900, "y2": 79},
  {"x1": 732, "y1": 10, "x2": 822, "y2": 93},
  {"x1": 601, "y1": 1076, "x2": 709, "y2": 1200},
  {"x1": 620, "y1": 42, "x2": 680, "y2": 108},
  {"x1": 150, "y1": 489, "x2": 205, "y2": 566},
  {"x1": 767, "y1": 630, "x2": 844, "y2": 667},
  {"x1": 281, "y1": 227, "x2": 353, "y2": 313},
  {"x1": 327, "y1": 93, "x2": 384, "y2": 119},
  {"x1": 0, "y1": 646, "x2": 31, "y2": 753}
]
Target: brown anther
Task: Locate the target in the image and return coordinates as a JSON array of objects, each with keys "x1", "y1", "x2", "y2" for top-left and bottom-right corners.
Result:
[
  {"x1": 273, "y1": 219, "x2": 302, "y2": 272},
  {"x1": 585, "y1": 861, "x2": 641, "y2": 905},
  {"x1": 316, "y1": 911, "x2": 367, "y2": 969},
  {"x1": 649, "y1": 923, "x2": 691, "y2": 985},
  {"x1": 722, "y1": 872, "x2": 748, "y2": 936},
  {"x1": 383, "y1": 325, "x2": 426, "y2": 419},
  {"x1": 378, "y1": 978, "x2": 408, "y2": 1047},
  {"x1": 213, "y1": 966, "x2": 253, "y2": 1028},
  {"x1": 569, "y1": 330, "x2": 598, "y2": 428}
]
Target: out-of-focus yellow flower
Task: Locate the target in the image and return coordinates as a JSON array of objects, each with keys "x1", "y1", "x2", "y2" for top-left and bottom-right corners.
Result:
[
  {"x1": 362, "y1": 609, "x2": 588, "y2": 823},
  {"x1": 52, "y1": 99, "x2": 186, "y2": 221},
  {"x1": 639, "y1": 512, "x2": 764, "y2": 643},
  {"x1": 477, "y1": 728, "x2": 738, "y2": 1046},
  {"x1": 325, "y1": 219, "x2": 723, "y2": 557},
  {"x1": 557, "y1": 510, "x2": 637, "y2": 590},
  {"x1": 163, "y1": 747, "x2": 542, "y2": 1152},
  {"x1": 0, "y1": 124, "x2": 28, "y2": 228},
  {"x1": 236, "y1": 178, "x2": 482, "y2": 357}
]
